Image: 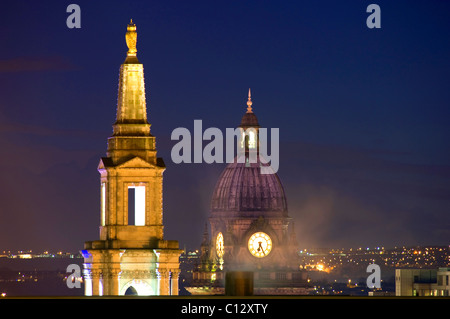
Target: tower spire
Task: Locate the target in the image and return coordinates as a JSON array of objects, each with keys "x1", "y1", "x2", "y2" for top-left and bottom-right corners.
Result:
[
  {"x1": 246, "y1": 88, "x2": 253, "y2": 113},
  {"x1": 85, "y1": 20, "x2": 182, "y2": 297},
  {"x1": 109, "y1": 20, "x2": 153, "y2": 162}
]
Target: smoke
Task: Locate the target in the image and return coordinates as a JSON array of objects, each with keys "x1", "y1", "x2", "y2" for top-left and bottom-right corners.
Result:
[
  {"x1": 287, "y1": 183, "x2": 414, "y2": 249},
  {"x1": 278, "y1": 140, "x2": 450, "y2": 249}
]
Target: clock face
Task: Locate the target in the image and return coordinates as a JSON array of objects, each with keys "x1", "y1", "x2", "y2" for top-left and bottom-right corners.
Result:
[
  {"x1": 216, "y1": 232, "x2": 224, "y2": 258},
  {"x1": 248, "y1": 232, "x2": 272, "y2": 258}
]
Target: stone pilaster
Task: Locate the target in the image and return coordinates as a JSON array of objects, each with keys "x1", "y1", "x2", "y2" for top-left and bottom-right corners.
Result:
[
  {"x1": 170, "y1": 269, "x2": 181, "y2": 295},
  {"x1": 158, "y1": 269, "x2": 170, "y2": 295}
]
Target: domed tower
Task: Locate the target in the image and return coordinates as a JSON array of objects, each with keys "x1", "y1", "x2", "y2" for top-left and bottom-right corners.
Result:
[{"x1": 188, "y1": 90, "x2": 308, "y2": 295}]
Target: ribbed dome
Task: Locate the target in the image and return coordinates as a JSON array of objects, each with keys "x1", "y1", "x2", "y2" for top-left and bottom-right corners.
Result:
[
  {"x1": 210, "y1": 157, "x2": 288, "y2": 215},
  {"x1": 240, "y1": 112, "x2": 260, "y2": 128},
  {"x1": 211, "y1": 91, "x2": 287, "y2": 216}
]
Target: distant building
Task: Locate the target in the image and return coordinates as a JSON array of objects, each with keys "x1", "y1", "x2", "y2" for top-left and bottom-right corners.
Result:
[{"x1": 395, "y1": 268, "x2": 450, "y2": 296}]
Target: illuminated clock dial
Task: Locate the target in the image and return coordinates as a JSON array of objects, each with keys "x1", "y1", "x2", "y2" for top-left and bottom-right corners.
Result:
[
  {"x1": 216, "y1": 232, "x2": 224, "y2": 258},
  {"x1": 248, "y1": 232, "x2": 272, "y2": 258}
]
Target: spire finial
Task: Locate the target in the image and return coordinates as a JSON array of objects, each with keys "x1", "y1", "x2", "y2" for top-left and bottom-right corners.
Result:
[
  {"x1": 126, "y1": 19, "x2": 137, "y2": 57},
  {"x1": 246, "y1": 88, "x2": 253, "y2": 113}
]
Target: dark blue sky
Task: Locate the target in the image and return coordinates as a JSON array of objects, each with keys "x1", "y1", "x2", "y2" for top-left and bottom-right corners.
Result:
[{"x1": 0, "y1": 1, "x2": 449, "y2": 252}]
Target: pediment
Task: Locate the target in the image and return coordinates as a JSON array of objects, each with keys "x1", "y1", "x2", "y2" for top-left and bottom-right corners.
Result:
[
  {"x1": 98, "y1": 157, "x2": 113, "y2": 170},
  {"x1": 98, "y1": 156, "x2": 160, "y2": 170},
  {"x1": 116, "y1": 156, "x2": 157, "y2": 169}
]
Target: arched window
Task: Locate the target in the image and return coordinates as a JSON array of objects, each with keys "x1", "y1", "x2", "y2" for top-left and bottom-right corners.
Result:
[{"x1": 125, "y1": 286, "x2": 138, "y2": 295}]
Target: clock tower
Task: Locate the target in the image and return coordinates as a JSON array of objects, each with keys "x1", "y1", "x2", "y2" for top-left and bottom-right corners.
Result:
[{"x1": 187, "y1": 91, "x2": 310, "y2": 295}]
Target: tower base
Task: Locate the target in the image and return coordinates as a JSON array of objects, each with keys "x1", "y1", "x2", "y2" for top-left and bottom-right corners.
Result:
[{"x1": 82, "y1": 240, "x2": 182, "y2": 296}]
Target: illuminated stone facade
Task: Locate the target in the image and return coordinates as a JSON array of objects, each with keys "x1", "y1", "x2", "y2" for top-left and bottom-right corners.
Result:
[
  {"x1": 187, "y1": 92, "x2": 311, "y2": 295},
  {"x1": 82, "y1": 20, "x2": 181, "y2": 296}
]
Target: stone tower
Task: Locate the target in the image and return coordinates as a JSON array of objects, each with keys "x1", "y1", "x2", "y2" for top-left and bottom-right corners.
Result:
[{"x1": 82, "y1": 20, "x2": 181, "y2": 296}]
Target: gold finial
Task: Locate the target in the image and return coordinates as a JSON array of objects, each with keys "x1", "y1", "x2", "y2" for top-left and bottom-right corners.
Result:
[
  {"x1": 126, "y1": 19, "x2": 137, "y2": 56},
  {"x1": 246, "y1": 88, "x2": 253, "y2": 113}
]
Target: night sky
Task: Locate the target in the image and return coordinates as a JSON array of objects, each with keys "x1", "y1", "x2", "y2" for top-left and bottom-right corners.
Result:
[{"x1": 0, "y1": 1, "x2": 449, "y2": 253}]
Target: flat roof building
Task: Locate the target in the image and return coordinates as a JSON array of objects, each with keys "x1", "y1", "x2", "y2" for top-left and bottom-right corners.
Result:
[{"x1": 395, "y1": 267, "x2": 450, "y2": 296}]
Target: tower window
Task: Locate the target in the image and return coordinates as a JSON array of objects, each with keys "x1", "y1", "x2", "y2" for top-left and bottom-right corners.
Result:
[
  {"x1": 240, "y1": 129, "x2": 257, "y2": 150},
  {"x1": 248, "y1": 131, "x2": 256, "y2": 149},
  {"x1": 128, "y1": 185, "x2": 146, "y2": 226},
  {"x1": 259, "y1": 272, "x2": 270, "y2": 280},
  {"x1": 276, "y1": 272, "x2": 287, "y2": 281},
  {"x1": 101, "y1": 182, "x2": 106, "y2": 226}
]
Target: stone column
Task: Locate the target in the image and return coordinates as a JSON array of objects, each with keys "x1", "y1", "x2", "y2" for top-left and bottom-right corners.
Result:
[
  {"x1": 158, "y1": 269, "x2": 170, "y2": 295},
  {"x1": 103, "y1": 268, "x2": 120, "y2": 296},
  {"x1": 170, "y1": 269, "x2": 180, "y2": 296},
  {"x1": 82, "y1": 268, "x2": 93, "y2": 296},
  {"x1": 91, "y1": 269, "x2": 101, "y2": 296},
  {"x1": 111, "y1": 269, "x2": 120, "y2": 295}
]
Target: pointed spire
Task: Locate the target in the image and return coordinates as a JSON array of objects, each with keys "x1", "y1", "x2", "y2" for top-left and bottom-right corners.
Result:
[
  {"x1": 201, "y1": 223, "x2": 209, "y2": 246},
  {"x1": 246, "y1": 88, "x2": 253, "y2": 113},
  {"x1": 201, "y1": 222, "x2": 209, "y2": 244},
  {"x1": 112, "y1": 20, "x2": 149, "y2": 137}
]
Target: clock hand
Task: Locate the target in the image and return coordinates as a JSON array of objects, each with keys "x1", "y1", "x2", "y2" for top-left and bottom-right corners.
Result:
[{"x1": 257, "y1": 241, "x2": 265, "y2": 255}]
